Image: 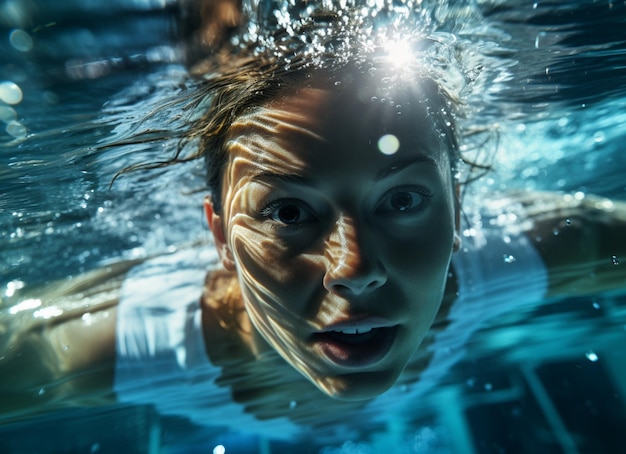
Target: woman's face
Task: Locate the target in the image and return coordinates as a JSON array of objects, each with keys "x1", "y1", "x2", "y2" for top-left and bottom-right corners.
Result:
[{"x1": 207, "y1": 78, "x2": 459, "y2": 400}]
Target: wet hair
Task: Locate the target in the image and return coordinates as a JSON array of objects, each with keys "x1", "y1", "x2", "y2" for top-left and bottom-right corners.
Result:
[
  {"x1": 115, "y1": 8, "x2": 484, "y2": 210},
  {"x1": 182, "y1": 49, "x2": 463, "y2": 214}
]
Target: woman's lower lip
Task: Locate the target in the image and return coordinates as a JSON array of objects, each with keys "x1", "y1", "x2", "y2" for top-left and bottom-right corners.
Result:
[{"x1": 312, "y1": 326, "x2": 398, "y2": 368}]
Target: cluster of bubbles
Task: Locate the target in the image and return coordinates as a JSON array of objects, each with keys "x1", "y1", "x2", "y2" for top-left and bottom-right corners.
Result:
[
  {"x1": 0, "y1": 80, "x2": 26, "y2": 140},
  {"x1": 224, "y1": 0, "x2": 511, "y2": 181},
  {"x1": 1, "y1": 28, "x2": 33, "y2": 140},
  {"x1": 233, "y1": 0, "x2": 494, "y2": 99}
]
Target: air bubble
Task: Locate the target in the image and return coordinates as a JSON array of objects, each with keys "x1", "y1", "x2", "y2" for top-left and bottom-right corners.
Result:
[
  {"x1": 503, "y1": 254, "x2": 516, "y2": 264},
  {"x1": 0, "y1": 106, "x2": 17, "y2": 122},
  {"x1": 289, "y1": 400, "x2": 297, "y2": 409},
  {"x1": 43, "y1": 91, "x2": 59, "y2": 104},
  {"x1": 9, "y1": 29, "x2": 34, "y2": 52},
  {"x1": 593, "y1": 131, "x2": 605, "y2": 143},
  {"x1": 585, "y1": 351, "x2": 598, "y2": 362},
  {"x1": 0, "y1": 81, "x2": 23, "y2": 105},
  {"x1": 6, "y1": 121, "x2": 27, "y2": 138}
]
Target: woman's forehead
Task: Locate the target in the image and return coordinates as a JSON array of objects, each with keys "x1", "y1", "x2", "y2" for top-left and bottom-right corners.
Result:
[
  {"x1": 228, "y1": 80, "x2": 448, "y2": 158},
  {"x1": 222, "y1": 94, "x2": 452, "y2": 197}
]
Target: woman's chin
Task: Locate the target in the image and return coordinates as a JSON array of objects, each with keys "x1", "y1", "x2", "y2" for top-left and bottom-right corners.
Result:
[{"x1": 316, "y1": 369, "x2": 401, "y2": 401}]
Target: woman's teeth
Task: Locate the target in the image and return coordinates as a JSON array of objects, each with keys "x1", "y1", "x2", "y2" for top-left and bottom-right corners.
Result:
[
  {"x1": 325, "y1": 327, "x2": 380, "y2": 345},
  {"x1": 331, "y1": 327, "x2": 374, "y2": 335}
]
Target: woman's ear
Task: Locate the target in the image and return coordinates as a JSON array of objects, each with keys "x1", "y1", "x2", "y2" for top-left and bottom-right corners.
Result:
[
  {"x1": 453, "y1": 182, "x2": 462, "y2": 252},
  {"x1": 204, "y1": 196, "x2": 235, "y2": 271}
]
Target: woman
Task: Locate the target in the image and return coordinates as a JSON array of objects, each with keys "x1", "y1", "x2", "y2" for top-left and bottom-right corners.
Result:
[{"x1": 1, "y1": 7, "x2": 625, "y2": 430}]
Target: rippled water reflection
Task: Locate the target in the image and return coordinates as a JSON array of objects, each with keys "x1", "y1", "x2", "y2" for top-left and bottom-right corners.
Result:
[{"x1": 1, "y1": 0, "x2": 626, "y2": 452}]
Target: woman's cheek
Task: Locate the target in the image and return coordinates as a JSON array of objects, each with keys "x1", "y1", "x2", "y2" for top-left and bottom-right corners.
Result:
[{"x1": 229, "y1": 221, "x2": 307, "y2": 285}]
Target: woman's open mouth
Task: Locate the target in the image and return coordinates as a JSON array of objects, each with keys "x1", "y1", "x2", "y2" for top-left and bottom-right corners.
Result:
[{"x1": 311, "y1": 325, "x2": 399, "y2": 368}]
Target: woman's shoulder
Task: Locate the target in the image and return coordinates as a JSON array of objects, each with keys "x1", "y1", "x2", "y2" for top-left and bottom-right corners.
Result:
[
  {"x1": 487, "y1": 190, "x2": 626, "y2": 297},
  {"x1": 452, "y1": 195, "x2": 549, "y2": 294},
  {"x1": 0, "y1": 258, "x2": 144, "y2": 422}
]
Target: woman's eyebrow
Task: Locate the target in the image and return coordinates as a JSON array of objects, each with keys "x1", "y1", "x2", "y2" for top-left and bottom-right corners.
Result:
[
  {"x1": 252, "y1": 171, "x2": 319, "y2": 188},
  {"x1": 376, "y1": 155, "x2": 438, "y2": 180}
]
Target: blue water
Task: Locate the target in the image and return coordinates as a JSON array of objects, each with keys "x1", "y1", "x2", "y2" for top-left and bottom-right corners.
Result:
[{"x1": 1, "y1": 1, "x2": 626, "y2": 453}]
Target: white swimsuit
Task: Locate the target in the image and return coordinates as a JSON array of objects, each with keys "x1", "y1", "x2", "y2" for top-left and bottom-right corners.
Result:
[{"x1": 114, "y1": 217, "x2": 548, "y2": 435}]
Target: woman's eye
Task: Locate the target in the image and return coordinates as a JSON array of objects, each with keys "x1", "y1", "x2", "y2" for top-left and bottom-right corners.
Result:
[
  {"x1": 261, "y1": 200, "x2": 317, "y2": 225},
  {"x1": 376, "y1": 188, "x2": 432, "y2": 215}
]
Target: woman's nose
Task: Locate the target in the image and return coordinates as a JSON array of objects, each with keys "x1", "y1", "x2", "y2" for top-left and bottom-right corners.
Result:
[{"x1": 322, "y1": 215, "x2": 387, "y2": 296}]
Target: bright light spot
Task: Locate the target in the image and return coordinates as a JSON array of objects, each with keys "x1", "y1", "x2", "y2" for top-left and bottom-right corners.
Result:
[
  {"x1": 5, "y1": 279, "x2": 25, "y2": 297},
  {"x1": 213, "y1": 445, "x2": 226, "y2": 454},
  {"x1": 384, "y1": 39, "x2": 413, "y2": 68},
  {"x1": 463, "y1": 228, "x2": 477, "y2": 238},
  {"x1": 34, "y1": 306, "x2": 63, "y2": 319},
  {"x1": 0, "y1": 81, "x2": 23, "y2": 105},
  {"x1": 585, "y1": 351, "x2": 599, "y2": 362},
  {"x1": 377, "y1": 134, "x2": 400, "y2": 155},
  {"x1": 9, "y1": 298, "x2": 41, "y2": 315},
  {"x1": 503, "y1": 254, "x2": 516, "y2": 264}
]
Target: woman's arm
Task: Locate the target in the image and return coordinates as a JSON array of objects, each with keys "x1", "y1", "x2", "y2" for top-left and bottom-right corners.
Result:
[
  {"x1": 511, "y1": 191, "x2": 626, "y2": 297},
  {"x1": 0, "y1": 260, "x2": 138, "y2": 422}
]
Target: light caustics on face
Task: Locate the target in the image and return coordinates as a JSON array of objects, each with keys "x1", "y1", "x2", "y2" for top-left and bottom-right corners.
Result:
[
  {"x1": 215, "y1": 82, "x2": 458, "y2": 399},
  {"x1": 221, "y1": 100, "x2": 348, "y2": 395}
]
